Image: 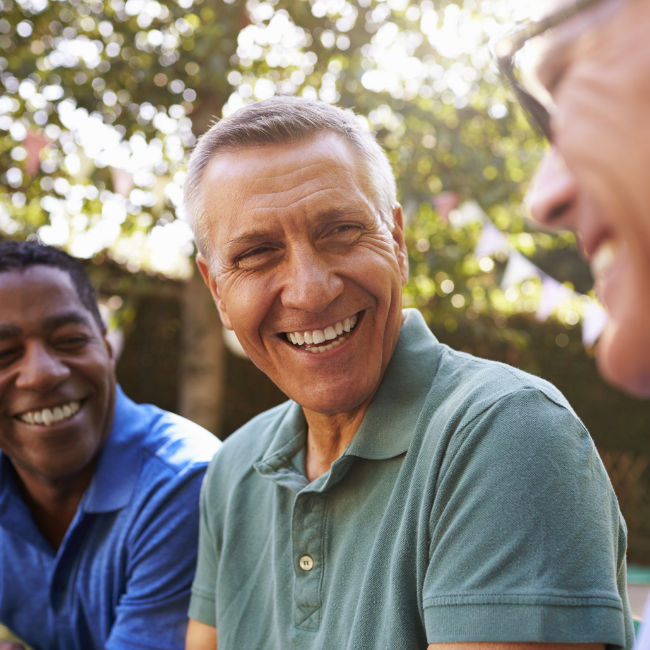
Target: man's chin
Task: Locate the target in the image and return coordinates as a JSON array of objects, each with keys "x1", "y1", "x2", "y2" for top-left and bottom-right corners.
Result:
[{"x1": 597, "y1": 321, "x2": 650, "y2": 399}]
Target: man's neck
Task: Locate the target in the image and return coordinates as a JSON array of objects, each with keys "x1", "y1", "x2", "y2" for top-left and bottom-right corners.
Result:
[
  {"x1": 12, "y1": 461, "x2": 97, "y2": 551},
  {"x1": 302, "y1": 399, "x2": 372, "y2": 483}
]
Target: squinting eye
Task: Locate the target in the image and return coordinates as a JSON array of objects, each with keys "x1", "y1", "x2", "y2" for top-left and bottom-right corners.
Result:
[
  {"x1": 236, "y1": 245, "x2": 281, "y2": 270},
  {"x1": 240, "y1": 246, "x2": 272, "y2": 259},
  {"x1": 56, "y1": 336, "x2": 90, "y2": 349},
  {"x1": 328, "y1": 224, "x2": 361, "y2": 238}
]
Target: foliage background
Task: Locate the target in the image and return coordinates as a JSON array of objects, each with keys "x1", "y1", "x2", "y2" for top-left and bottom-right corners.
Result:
[{"x1": 1, "y1": 0, "x2": 650, "y2": 560}]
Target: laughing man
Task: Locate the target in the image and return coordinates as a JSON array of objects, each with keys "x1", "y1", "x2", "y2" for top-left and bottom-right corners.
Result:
[
  {"x1": 0, "y1": 241, "x2": 220, "y2": 650},
  {"x1": 183, "y1": 97, "x2": 633, "y2": 650}
]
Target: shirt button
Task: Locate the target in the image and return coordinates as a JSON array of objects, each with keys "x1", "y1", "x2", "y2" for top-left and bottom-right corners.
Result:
[{"x1": 299, "y1": 555, "x2": 314, "y2": 571}]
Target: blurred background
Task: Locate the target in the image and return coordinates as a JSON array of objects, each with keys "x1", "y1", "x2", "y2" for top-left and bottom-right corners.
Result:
[{"x1": 1, "y1": 0, "x2": 650, "y2": 567}]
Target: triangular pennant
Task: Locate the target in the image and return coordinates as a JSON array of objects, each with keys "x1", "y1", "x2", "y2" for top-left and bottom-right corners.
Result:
[
  {"x1": 501, "y1": 251, "x2": 540, "y2": 289},
  {"x1": 474, "y1": 221, "x2": 508, "y2": 259},
  {"x1": 536, "y1": 275, "x2": 573, "y2": 322},
  {"x1": 582, "y1": 299, "x2": 608, "y2": 346}
]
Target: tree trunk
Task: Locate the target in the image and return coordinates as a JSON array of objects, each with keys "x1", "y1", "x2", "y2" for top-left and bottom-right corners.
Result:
[{"x1": 179, "y1": 273, "x2": 225, "y2": 438}]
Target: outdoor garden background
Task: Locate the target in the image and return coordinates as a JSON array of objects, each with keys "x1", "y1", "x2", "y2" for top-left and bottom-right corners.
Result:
[{"x1": 1, "y1": 0, "x2": 650, "y2": 564}]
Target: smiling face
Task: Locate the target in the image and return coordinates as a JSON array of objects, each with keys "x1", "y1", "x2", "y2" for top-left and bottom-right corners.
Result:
[
  {"x1": 525, "y1": 0, "x2": 650, "y2": 397},
  {"x1": 197, "y1": 132, "x2": 408, "y2": 417},
  {"x1": 0, "y1": 265, "x2": 116, "y2": 488}
]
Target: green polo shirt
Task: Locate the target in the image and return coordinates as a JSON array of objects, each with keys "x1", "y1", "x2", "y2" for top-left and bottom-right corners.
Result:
[{"x1": 190, "y1": 309, "x2": 633, "y2": 649}]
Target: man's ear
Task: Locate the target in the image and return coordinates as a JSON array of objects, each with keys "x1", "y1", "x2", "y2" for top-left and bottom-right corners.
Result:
[
  {"x1": 103, "y1": 334, "x2": 116, "y2": 368},
  {"x1": 196, "y1": 253, "x2": 233, "y2": 330},
  {"x1": 391, "y1": 205, "x2": 409, "y2": 286}
]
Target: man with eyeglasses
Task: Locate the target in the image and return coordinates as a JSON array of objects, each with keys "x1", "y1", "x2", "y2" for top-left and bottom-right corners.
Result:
[
  {"x1": 495, "y1": 0, "x2": 650, "y2": 645},
  {"x1": 494, "y1": 0, "x2": 650, "y2": 399}
]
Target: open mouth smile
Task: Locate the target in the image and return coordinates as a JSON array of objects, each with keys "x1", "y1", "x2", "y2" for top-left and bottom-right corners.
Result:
[
  {"x1": 284, "y1": 313, "x2": 360, "y2": 354},
  {"x1": 15, "y1": 400, "x2": 83, "y2": 427}
]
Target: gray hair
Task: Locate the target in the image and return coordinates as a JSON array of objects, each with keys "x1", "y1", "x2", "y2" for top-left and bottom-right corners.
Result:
[{"x1": 183, "y1": 96, "x2": 398, "y2": 259}]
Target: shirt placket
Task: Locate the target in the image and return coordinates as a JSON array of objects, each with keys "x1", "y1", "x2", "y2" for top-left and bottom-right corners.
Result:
[{"x1": 291, "y1": 490, "x2": 328, "y2": 630}]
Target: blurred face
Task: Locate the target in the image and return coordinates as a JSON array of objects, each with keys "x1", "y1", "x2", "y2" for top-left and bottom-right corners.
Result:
[
  {"x1": 0, "y1": 266, "x2": 116, "y2": 486},
  {"x1": 525, "y1": 0, "x2": 650, "y2": 397},
  {"x1": 197, "y1": 133, "x2": 408, "y2": 417}
]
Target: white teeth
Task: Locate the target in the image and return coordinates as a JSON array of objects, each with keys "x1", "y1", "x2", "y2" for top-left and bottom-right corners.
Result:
[
  {"x1": 18, "y1": 400, "x2": 81, "y2": 426},
  {"x1": 324, "y1": 326, "x2": 337, "y2": 341},
  {"x1": 590, "y1": 239, "x2": 620, "y2": 281},
  {"x1": 285, "y1": 315, "x2": 359, "y2": 351}
]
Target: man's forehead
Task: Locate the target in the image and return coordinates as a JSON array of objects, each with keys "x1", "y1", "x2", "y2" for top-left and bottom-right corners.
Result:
[
  {"x1": 0, "y1": 266, "x2": 87, "y2": 316},
  {"x1": 203, "y1": 132, "x2": 358, "y2": 184},
  {"x1": 200, "y1": 133, "x2": 372, "y2": 239}
]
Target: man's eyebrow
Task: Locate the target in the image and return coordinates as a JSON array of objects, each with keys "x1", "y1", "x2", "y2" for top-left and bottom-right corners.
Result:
[
  {"x1": 0, "y1": 324, "x2": 21, "y2": 340},
  {"x1": 43, "y1": 311, "x2": 94, "y2": 331}
]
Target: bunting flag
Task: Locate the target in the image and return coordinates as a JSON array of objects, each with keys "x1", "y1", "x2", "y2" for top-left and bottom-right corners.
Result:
[
  {"x1": 582, "y1": 300, "x2": 608, "y2": 346},
  {"x1": 501, "y1": 251, "x2": 540, "y2": 289},
  {"x1": 536, "y1": 275, "x2": 573, "y2": 322},
  {"x1": 111, "y1": 167, "x2": 134, "y2": 197},
  {"x1": 432, "y1": 191, "x2": 460, "y2": 223},
  {"x1": 24, "y1": 130, "x2": 50, "y2": 176},
  {"x1": 449, "y1": 200, "x2": 486, "y2": 228},
  {"x1": 474, "y1": 220, "x2": 508, "y2": 259},
  {"x1": 469, "y1": 218, "x2": 605, "y2": 350}
]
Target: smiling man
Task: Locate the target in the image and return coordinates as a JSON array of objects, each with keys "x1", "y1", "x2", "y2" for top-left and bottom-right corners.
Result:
[
  {"x1": 183, "y1": 97, "x2": 633, "y2": 650},
  {"x1": 495, "y1": 0, "x2": 650, "y2": 397},
  {"x1": 0, "y1": 241, "x2": 220, "y2": 650}
]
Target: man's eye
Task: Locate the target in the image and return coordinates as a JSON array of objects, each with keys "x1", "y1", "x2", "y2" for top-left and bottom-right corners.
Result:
[
  {"x1": 0, "y1": 347, "x2": 20, "y2": 364},
  {"x1": 240, "y1": 246, "x2": 272, "y2": 259},
  {"x1": 326, "y1": 224, "x2": 362, "y2": 242},
  {"x1": 56, "y1": 336, "x2": 90, "y2": 349},
  {"x1": 236, "y1": 246, "x2": 279, "y2": 269}
]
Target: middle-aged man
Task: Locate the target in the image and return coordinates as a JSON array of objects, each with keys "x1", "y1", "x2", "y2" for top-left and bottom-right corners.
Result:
[
  {"x1": 494, "y1": 0, "x2": 650, "y2": 398},
  {"x1": 182, "y1": 97, "x2": 633, "y2": 650},
  {"x1": 0, "y1": 240, "x2": 221, "y2": 650}
]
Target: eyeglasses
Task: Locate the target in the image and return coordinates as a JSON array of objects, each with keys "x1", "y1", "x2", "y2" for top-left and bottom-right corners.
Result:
[{"x1": 493, "y1": 0, "x2": 609, "y2": 141}]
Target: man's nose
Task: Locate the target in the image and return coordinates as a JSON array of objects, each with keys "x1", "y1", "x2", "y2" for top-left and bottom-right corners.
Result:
[
  {"x1": 526, "y1": 147, "x2": 578, "y2": 230},
  {"x1": 15, "y1": 343, "x2": 70, "y2": 391},
  {"x1": 279, "y1": 245, "x2": 344, "y2": 313}
]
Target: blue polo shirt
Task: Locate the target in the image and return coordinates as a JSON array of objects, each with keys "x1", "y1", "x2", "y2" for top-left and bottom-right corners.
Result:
[{"x1": 0, "y1": 386, "x2": 220, "y2": 650}]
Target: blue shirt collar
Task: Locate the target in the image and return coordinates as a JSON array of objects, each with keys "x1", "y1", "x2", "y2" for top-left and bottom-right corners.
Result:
[{"x1": 81, "y1": 385, "x2": 145, "y2": 513}]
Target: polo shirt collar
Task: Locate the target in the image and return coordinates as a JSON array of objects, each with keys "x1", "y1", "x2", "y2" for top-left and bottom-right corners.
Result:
[
  {"x1": 255, "y1": 309, "x2": 442, "y2": 490},
  {"x1": 344, "y1": 309, "x2": 441, "y2": 461},
  {"x1": 81, "y1": 385, "x2": 145, "y2": 513},
  {"x1": 0, "y1": 385, "x2": 142, "y2": 536}
]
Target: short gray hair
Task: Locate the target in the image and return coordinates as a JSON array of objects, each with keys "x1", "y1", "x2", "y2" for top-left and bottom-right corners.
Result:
[{"x1": 183, "y1": 96, "x2": 398, "y2": 259}]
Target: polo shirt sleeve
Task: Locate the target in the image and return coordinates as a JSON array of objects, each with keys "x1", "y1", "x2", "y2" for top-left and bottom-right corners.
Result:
[
  {"x1": 104, "y1": 465, "x2": 208, "y2": 650},
  {"x1": 188, "y1": 457, "x2": 220, "y2": 627},
  {"x1": 422, "y1": 388, "x2": 631, "y2": 648}
]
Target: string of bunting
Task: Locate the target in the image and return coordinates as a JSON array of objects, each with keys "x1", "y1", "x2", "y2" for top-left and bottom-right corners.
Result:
[{"x1": 433, "y1": 194, "x2": 608, "y2": 347}]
